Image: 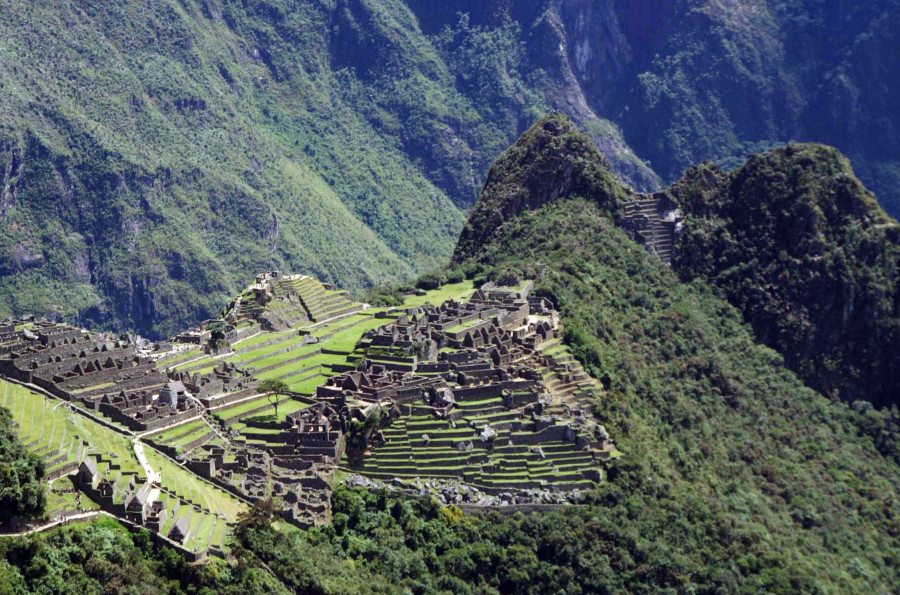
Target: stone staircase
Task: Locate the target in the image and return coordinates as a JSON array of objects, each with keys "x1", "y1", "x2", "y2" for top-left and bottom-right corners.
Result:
[{"x1": 620, "y1": 193, "x2": 682, "y2": 265}]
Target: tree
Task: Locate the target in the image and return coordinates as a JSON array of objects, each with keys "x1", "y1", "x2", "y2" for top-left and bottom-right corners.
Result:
[
  {"x1": 207, "y1": 320, "x2": 229, "y2": 353},
  {"x1": 259, "y1": 379, "x2": 290, "y2": 420},
  {"x1": 0, "y1": 407, "x2": 46, "y2": 523}
]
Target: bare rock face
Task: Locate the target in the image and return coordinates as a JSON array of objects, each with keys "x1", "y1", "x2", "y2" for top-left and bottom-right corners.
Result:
[{"x1": 527, "y1": 4, "x2": 662, "y2": 193}]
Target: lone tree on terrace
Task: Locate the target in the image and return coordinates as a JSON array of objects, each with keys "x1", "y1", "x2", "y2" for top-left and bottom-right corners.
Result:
[{"x1": 259, "y1": 378, "x2": 290, "y2": 420}]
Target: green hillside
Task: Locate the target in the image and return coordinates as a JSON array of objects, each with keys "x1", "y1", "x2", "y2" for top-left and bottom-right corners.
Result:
[
  {"x1": 0, "y1": 0, "x2": 656, "y2": 339},
  {"x1": 229, "y1": 117, "x2": 900, "y2": 592},
  {"x1": 671, "y1": 144, "x2": 900, "y2": 407},
  {"x1": 2, "y1": 112, "x2": 899, "y2": 595},
  {"x1": 10, "y1": 1, "x2": 899, "y2": 341}
]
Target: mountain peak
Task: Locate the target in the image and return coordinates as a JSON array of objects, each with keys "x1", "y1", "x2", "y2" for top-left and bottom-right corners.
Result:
[
  {"x1": 452, "y1": 113, "x2": 631, "y2": 263},
  {"x1": 673, "y1": 142, "x2": 900, "y2": 405}
]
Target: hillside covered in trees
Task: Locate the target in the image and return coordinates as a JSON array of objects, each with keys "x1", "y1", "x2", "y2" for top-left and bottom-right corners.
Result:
[
  {"x1": 2, "y1": 0, "x2": 899, "y2": 338},
  {"x1": 672, "y1": 145, "x2": 900, "y2": 408},
  {"x1": 1, "y1": 115, "x2": 899, "y2": 594}
]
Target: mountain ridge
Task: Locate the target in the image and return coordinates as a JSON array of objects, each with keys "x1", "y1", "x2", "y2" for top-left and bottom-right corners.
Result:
[
  {"x1": 4, "y1": 0, "x2": 900, "y2": 341},
  {"x1": 439, "y1": 118, "x2": 900, "y2": 590},
  {"x1": 454, "y1": 114, "x2": 900, "y2": 408},
  {"x1": 672, "y1": 144, "x2": 900, "y2": 406}
]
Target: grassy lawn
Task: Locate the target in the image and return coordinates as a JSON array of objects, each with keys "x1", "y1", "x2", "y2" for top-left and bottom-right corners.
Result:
[
  {"x1": 46, "y1": 476, "x2": 101, "y2": 515},
  {"x1": 210, "y1": 518, "x2": 228, "y2": 547},
  {"x1": 148, "y1": 419, "x2": 206, "y2": 442},
  {"x1": 239, "y1": 341, "x2": 319, "y2": 370},
  {"x1": 311, "y1": 313, "x2": 371, "y2": 336},
  {"x1": 230, "y1": 333, "x2": 314, "y2": 364},
  {"x1": 288, "y1": 374, "x2": 330, "y2": 394},
  {"x1": 231, "y1": 327, "x2": 293, "y2": 350},
  {"x1": 72, "y1": 382, "x2": 116, "y2": 394},
  {"x1": 213, "y1": 395, "x2": 292, "y2": 421},
  {"x1": 318, "y1": 316, "x2": 389, "y2": 352},
  {"x1": 241, "y1": 399, "x2": 309, "y2": 424},
  {"x1": 187, "y1": 513, "x2": 217, "y2": 551},
  {"x1": 401, "y1": 281, "x2": 476, "y2": 308},
  {"x1": 1, "y1": 380, "x2": 147, "y2": 484},
  {"x1": 157, "y1": 349, "x2": 203, "y2": 367},
  {"x1": 143, "y1": 446, "x2": 247, "y2": 521},
  {"x1": 172, "y1": 355, "x2": 215, "y2": 372},
  {"x1": 170, "y1": 426, "x2": 212, "y2": 448},
  {"x1": 444, "y1": 317, "x2": 487, "y2": 333},
  {"x1": 256, "y1": 352, "x2": 346, "y2": 381}
]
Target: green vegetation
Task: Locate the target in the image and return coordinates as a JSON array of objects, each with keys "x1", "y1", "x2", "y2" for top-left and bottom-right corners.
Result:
[
  {"x1": 219, "y1": 118, "x2": 900, "y2": 592},
  {"x1": 671, "y1": 144, "x2": 900, "y2": 409},
  {"x1": 2, "y1": 0, "x2": 899, "y2": 341},
  {"x1": 0, "y1": 517, "x2": 287, "y2": 593},
  {"x1": 453, "y1": 113, "x2": 630, "y2": 262},
  {"x1": 259, "y1": 378, "x2": 290, "y2": 420},
  {"x1": 0, "y1": 378, "x2": 250, "y2": 552},
  {"x1": 0, "y1": 0, "x2": 655, "y2": 339},
  {"x1": 0, "y1": 379, "x2": 145, "y2": 481},
  {"x1": 587, "y1": 0, "x2": 900, "y2": 214},
  {"x1": 435, "y1": 118, "x2": 900, "y2": 590},
  {"x1": 143, "y1": 447, "x2": 246, "y2": 522},
  {"x1": 0, "y1": 402, "x2": 45, "y2": 523}
]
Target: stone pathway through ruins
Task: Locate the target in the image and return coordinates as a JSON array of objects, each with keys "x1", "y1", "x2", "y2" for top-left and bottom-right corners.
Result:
[
  {"x1": 188, "y1": 394, "x2": 235, "y2": 447},
  {"x1": 133, "y1": 439, "x2": 161, "y2": 484}
]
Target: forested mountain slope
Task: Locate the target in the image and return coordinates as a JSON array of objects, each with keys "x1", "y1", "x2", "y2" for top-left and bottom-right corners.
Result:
[
  {"x1": 548, "y1": 0, "x2": 900, "y2": 212},
  {"x1": 460, "y1": 114, "x2": 900, "y2": 410},
  {"x1": 672, "y1": 146, "x2": 900, "y2": 407},
  {"x1": 3, "y1": 0, "x2": 898, "y2": 339},
  {"x1": 3, "y1": 113, "x2": 900, "y2": 595},
  {"x1": 436, "y1": 114, "x2": 900, "y2": 592},
  {"x1": 405, "y1": 0, "x2": 900, "y2": 213},
  {"x1": 212, "y1": 114, "x2": 900, "y2": 593},
  {"x1": 0, "y1": 0, "x2": 652, "y2": 339}
]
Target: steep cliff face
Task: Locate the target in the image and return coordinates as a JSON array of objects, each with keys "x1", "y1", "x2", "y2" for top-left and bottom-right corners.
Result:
[
  {"x1": 673, "y1": 145, "x2": 900, "y2": 406},
  {"x1": 408, "y1": 0, "x2": 900, "y2": 211}
]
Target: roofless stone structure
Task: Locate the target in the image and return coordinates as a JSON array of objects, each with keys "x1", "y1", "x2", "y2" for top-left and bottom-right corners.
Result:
[{"x1": 0, "y1": 272, "x2": 618, "y2": 549}]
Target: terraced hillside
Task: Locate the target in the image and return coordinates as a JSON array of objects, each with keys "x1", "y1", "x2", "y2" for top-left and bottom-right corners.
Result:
[
  {"x1": 140, "y1": 279, "x2": 489, "y2": 527},
  {"x1": 164, "y1": 311, "x2": 392, "y2": 397},
  {"x1": 0, "y1": 378, "x2": 247, "y2": 551},
  {"x1": 336, "y1": 283, "x2": 618, "y2": 504},
  {"x1": 1, "y1": 273, "x2": 611, "y2": 548}
]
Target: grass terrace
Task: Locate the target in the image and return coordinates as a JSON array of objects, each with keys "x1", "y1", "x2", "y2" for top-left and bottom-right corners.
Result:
[
  {"x1": 400, "y1": 281, "x2": 476, "y2": 308},
  {"x1": 143, "y1": 446, "x2": 247, "y2": 522},
  {"x1": 212, "y1": 395, "x2": 298, "y2": 423},
  {"x1": 347, "y1": 385, "x2": 603, "y2": 490},
  {"x1": 46, "y1": 476, "x2": 101, "y2": 517},
  {"x1": 146, "y1": 419, "x2": 213, "y2": 452},
  {"x1": 1, "y1": 379, "x2": 147, "y2": 482}
]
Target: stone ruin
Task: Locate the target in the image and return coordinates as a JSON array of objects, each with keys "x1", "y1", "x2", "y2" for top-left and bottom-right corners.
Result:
[
  {"x1": 177, "y1": 282, "x2": 616, "y2": 518},
  {"x1": 620, "y1": 193, "x2": 683, "y2": 264},
  {"x1": 0, "y1": 276, "x2": 619, "y2": 536}
]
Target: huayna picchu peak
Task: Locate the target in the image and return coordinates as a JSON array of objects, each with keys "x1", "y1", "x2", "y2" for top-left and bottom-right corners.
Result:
[{"x1": 457, "y1": 114, "x2": 900, "y2": 409}]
